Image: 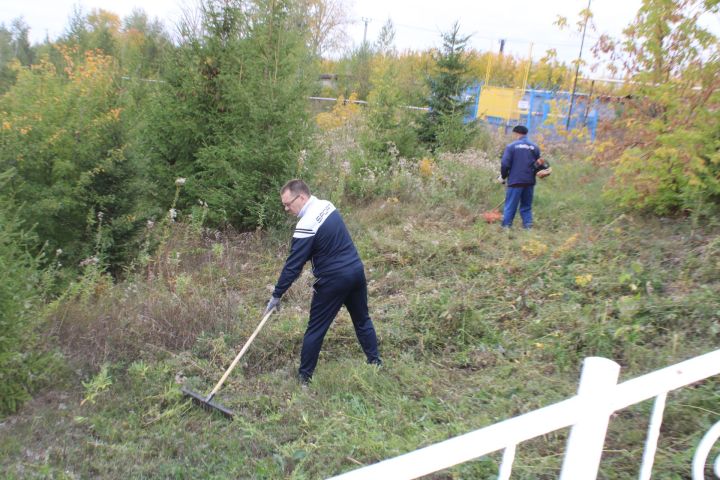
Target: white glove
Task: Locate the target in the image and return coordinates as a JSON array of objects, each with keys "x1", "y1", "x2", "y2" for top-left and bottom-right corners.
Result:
[{"x1": 496, "y1": 175, "x2": 506, "y2": 185}]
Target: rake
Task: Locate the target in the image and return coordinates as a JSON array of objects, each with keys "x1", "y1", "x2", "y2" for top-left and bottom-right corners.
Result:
[{"x1": 182, "y1": 307, "x2": 276, "y2": 419}]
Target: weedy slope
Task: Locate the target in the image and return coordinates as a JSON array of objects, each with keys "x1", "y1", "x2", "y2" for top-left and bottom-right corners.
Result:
[{"x1": 2, "y1": 150, "x2": 719, "y2": 479}]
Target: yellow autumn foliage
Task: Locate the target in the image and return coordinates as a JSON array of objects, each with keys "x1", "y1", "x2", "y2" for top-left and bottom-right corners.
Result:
[{"x1": 316, "y1": 93, "x2": 362, "y2": 131}]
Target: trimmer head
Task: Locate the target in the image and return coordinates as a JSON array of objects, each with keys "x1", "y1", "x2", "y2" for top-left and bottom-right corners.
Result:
[
  {"x1": 481, "y1": 209, "x2": 503, "y2": 223},
  {"x1": 182, "y1": 387, "x2": 234, "y2": 419}
]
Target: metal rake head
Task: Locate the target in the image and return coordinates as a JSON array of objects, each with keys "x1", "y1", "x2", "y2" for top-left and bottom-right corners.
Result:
[{"x1": 182, "y1": 387, "x2": 234, "y2": 420}]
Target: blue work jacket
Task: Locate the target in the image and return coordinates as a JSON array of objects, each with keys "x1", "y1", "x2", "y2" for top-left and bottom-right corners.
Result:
[{"x1": 501, "y1": 136, "x2": 542, "y2": 186}]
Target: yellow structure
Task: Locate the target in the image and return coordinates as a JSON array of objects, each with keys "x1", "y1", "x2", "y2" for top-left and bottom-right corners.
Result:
[
  {"x1": 477, "y1": 44, "x2": 533, "y2": 122},
  {"x1": 476, "y1": 86, "x2": 525, "y2": 120}
]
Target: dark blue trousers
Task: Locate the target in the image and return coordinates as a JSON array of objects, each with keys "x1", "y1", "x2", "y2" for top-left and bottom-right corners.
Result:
[
  {"x1": 299, "y1": 266, "x2": 380, "y2": 379},
  {"x1": 502, "y1": 185, "x2": 535, "y2": 228}
]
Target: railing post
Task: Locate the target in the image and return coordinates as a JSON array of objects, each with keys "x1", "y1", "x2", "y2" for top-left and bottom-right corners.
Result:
[
  {"x1": 638, "y1": 392, "x2": 667, "y2": 480},
  {"x1": 560, "y1": 357, "x2": 621, "y2": 480}
]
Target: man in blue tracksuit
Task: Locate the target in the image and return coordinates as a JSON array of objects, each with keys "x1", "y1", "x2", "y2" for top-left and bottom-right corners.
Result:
[
  {"x1": 500, "y1": 125, "x2": 550, "y2": 229},
  {"x1": 265, "y1": 179, "x2": 381, "y2": 385}
]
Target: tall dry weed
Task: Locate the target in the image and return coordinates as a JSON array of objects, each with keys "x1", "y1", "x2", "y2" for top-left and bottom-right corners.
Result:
[{"x1": 49, "y1": 224, "x2": 284, "y2": 369}]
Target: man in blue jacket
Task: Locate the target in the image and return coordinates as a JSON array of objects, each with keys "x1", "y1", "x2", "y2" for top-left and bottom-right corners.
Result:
[
  {"x1": 265, "y1": 179, "x2": 381, "y2": 386},
  {"x1": 499, "y1": 125, "x2": 550, "y2": 229}
]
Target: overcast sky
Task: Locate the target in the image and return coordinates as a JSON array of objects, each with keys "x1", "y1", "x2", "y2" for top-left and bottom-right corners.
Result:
[
  {"x1": 2, "y1": 0, "x2": 718, "y2": 74},
  {"x1": 346, "y1": 0, "x2": 642, "y2": 62}
]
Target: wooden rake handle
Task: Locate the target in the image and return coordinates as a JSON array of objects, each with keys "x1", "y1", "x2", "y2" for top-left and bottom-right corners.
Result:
[{"x1": 206, "y1": 307, "x2": 276, "y2": 400}]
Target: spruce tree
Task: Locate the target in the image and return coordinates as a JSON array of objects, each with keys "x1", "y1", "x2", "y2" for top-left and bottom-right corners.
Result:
[
  {"x1": 0, "y1": 170, "x2": 50, "y2": 415},
  {"x1": 418, "y1": 22, "x2": 475, "y2": 151},
  {"x1": 141, "y1": 0, "x2": 315, "y2": 228}
]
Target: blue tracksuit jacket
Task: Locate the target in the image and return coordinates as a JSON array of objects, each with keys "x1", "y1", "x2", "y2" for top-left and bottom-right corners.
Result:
[{"x1": 273, "y1": 196, "x2": 363, "y2": 298}]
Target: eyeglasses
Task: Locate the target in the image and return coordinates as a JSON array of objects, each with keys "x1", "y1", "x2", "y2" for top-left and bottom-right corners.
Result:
[{"x1": 282, "y1": 194, "x2": 301, "y2": 209}]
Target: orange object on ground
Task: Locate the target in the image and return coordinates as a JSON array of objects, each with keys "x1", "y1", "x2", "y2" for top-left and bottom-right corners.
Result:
[{"x1": 482, "y1": 209, "x2": 503, "y2": 223}]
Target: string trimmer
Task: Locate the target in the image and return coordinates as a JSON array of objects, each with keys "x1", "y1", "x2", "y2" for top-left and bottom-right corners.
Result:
[
  {"x1": 481, "y1": 198, "x2": 505, "y2": 223},
  {"x1": 182, "y1": 307, "x2": 276, "y2": 419}
]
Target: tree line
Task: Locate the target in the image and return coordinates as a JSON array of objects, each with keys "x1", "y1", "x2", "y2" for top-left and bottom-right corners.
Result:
[{"x1": 0, "y1": 1, "x2": 535, "y2": 274}]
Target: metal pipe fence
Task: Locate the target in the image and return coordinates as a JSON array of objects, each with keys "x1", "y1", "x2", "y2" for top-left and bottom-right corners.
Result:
[{"x1": 329, "y1": 350, "x2": 720, "y2": 480}]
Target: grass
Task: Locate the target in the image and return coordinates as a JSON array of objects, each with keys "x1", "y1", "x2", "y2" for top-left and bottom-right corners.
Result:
[{"x1": 2, "y1": 144, "x2": 720, "y2": 479}]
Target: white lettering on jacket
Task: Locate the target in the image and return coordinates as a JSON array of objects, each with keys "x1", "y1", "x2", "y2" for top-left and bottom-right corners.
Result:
[{"x1": 293, "y1": 198, "x2": 336, "y2": 239}]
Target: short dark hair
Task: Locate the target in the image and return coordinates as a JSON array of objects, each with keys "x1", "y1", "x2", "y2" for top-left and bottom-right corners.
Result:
[
  {"x1": 281, "y1": 179, "x2": 310, "y2": 196},
  {"x1": 512, "y1": 125, "x2": 529, "y2": 135}
]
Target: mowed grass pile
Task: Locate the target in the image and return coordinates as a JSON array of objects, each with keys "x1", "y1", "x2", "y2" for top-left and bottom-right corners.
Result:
[{"x1": 2, "y1": 147, "x2": 720, "y2": 479}]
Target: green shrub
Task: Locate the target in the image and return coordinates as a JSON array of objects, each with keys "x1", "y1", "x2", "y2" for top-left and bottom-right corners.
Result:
[
  {"x1": 361, "y1": 54, "x2": 422, "y2": 164},
  {"x1": 602, "y1": 1, "x2": 720, "y2": 217},
  {"x1": 0, "y1": 48, "x2": 144, "y2": 269},
  {"x1": 606, "y1": 118, "x2": 720, "y2": 215},
  {"x1": 139, "y1": 0, "x2": 314, "y2": 229},
  {"x1": 435, "y1": 111, "x2": 479, "y2": 153},
  {"x1": 0, "y1": 171, "x2": 53, "y2": 415}
]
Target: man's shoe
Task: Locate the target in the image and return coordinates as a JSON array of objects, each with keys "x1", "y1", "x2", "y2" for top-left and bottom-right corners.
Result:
[
  {"x1": 367, "y1": 358, "x2": 383, "y2": 368},
  {"x1": 297, "y1": 373, "x2": 311, "y2": 388}
]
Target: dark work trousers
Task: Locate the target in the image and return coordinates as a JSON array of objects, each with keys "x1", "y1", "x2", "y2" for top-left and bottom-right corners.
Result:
[
  {"x1": 299, "y1": 265, "x2": 380, "y2": 379},
  {"x1": 502, "y1": 185, "x2": 535, "y2": 228}
]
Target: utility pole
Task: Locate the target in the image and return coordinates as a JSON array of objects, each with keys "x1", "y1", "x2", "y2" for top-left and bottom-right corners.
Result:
[
  {"x1": 361, "y1": 17, "x2": 371, "y2": 47},
  {"x1": 499, "y1": 39, "x2": 506, "y2": 55},
  {"x1": 566, "y1": 0, "x2": 592, "y2": 130}
]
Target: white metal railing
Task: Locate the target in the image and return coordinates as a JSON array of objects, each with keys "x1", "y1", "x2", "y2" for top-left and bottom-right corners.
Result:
[{"x1": 329, "y1": 349, "x2": 720, "y2": 480}]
